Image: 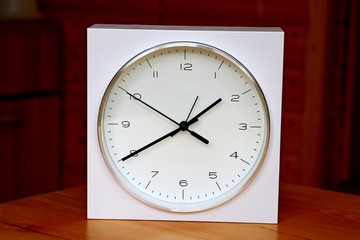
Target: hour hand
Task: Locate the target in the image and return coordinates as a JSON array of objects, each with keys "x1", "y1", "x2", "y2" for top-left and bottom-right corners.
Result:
[{"x1": 188, "y1": 130, "x2": 209, "y2": 144}]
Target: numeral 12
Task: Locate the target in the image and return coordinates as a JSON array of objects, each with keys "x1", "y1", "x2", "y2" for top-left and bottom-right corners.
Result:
[{"x1": 180, "y1": 63, "x2": 192, "y2": 71}]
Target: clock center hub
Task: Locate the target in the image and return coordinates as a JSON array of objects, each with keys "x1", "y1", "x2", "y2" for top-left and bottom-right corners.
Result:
[{"x1": 179, "y1": 121, "x2": 189, "y2": 131}]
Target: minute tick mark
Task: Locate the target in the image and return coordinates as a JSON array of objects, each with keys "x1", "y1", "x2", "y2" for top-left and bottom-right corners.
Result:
[
  {"x1": 145, "y1": 180, "x2": 151, "y2": 189},
  {"x1": 242, "y1": 89, "x2": 252, "y2": 95},
  {"x1": 146, "y1": 59, "x2": 152, "y2": 68},
  {"x1": 218, "y1": 60, "x2": 224, "y2": 70},
  {"x1": 216, "y1": 182, "x2": 222, "y2": 191}
]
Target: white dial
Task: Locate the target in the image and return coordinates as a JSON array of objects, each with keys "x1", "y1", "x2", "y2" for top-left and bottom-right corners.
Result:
[{"x1": 98, "y1": 42, "x2": 270, "y2": 212}]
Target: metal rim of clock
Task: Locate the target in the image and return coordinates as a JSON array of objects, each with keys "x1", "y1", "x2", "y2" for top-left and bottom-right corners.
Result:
[{"x1": 97, "y1": 41, "x2": 271, "y2": 212}]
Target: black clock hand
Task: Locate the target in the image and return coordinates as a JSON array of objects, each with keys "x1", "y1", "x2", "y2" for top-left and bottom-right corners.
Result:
[
  {"x1": 188, "y1": 98, "x2": 222, "y2": 126},
  {"x1": 119, "y1": 87, "x2": 179, "y2": 125},
  {"x1": 121, "y1": 88, "x2": 209, "y2": 144},
  {"x1": 187, "y1": 130, "x2": 209, "y2": 144},
  {"x1": 183, "y1": 96, "x2": 209, "y2": 144},
  {"x1": 122, "y1": 98, "x2": 222, "y2": 160},
  {"x1": 122, "y1": 127, "x2": 181, "y2": 161}
]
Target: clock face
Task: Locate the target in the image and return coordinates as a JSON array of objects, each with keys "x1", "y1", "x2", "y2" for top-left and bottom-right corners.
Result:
[{"x1": 98, "y1": 42, "x2": 270, "y2": 212}]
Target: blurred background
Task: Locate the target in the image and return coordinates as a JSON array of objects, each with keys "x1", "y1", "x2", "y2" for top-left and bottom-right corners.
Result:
[{"x1": 0, "y1": 0, "x2": 359, "y2": 203}]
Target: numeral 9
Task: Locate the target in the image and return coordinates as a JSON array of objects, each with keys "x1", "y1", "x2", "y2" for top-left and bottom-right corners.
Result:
[{"x1": 121, "y1": 121, "x2": 130, "y2": 128}]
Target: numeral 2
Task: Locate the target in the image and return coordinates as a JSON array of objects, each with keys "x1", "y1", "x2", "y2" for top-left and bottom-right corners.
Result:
[{"x1": 231, "y1": 94, "x2": 240, "y2": 102}]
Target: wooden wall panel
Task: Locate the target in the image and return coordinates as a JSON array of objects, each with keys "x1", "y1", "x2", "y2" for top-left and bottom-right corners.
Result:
[
  {"x1": 0, "y1": 21, "x2": 62, "y2": 95},
  {"x1": 35, "y1": 0, "x2": 355, "y2": 190},
  {"x1": 322, "y1": 1, "x2": 353, "y2": 188},
  {"x1": 0, "y1": 97, "x2": 62, "y2": 202},
  {"x1": 0, "y1": 21, "x2": 64, "y2": 202},
  {"x1": 344, "y1": 0, "x2": 360, "y2": 186}
]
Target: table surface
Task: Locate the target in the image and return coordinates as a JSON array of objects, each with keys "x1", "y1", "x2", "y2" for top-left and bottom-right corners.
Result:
[{"x1": 0, "y1": 183, "x2": 359, "y2": 240}]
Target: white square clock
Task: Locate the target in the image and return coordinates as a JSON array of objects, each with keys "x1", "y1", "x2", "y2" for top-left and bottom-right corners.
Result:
[{"x1": 87, "y1": 24, "x2": 284, "y2": 223}]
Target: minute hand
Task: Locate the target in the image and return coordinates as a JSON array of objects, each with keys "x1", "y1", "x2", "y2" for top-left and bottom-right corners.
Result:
[
  {"x1": 187, "y1": 98, "x2": 222, "y2": 126},
  {"x1": 120, "y1": 87, "x2": 178, "y2": 125}
]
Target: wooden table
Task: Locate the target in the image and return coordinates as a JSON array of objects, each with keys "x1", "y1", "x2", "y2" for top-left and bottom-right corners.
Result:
[{"x1": 0, "y1": 183, "x2": 359, "y2": 239}]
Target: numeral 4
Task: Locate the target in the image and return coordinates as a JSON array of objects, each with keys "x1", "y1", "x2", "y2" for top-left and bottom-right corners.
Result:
[{"x1": 230, "y1": 151, "x2": 239, "y2": 159}]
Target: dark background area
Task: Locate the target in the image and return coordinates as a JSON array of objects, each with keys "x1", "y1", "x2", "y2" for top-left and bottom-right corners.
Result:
[{"x1": 1, "y1": 0, "x2": 360, "y2": 203}]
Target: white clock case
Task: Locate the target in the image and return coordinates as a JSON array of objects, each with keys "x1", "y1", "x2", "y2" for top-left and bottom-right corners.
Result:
[{"x1": 87, "y1": 24, "x2": 284, "y2": 223}]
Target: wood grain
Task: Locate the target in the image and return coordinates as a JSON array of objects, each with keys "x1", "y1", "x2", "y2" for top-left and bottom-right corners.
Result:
[{"x1": 0, "y1": 183, "x2": 359, "y2": 239}]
